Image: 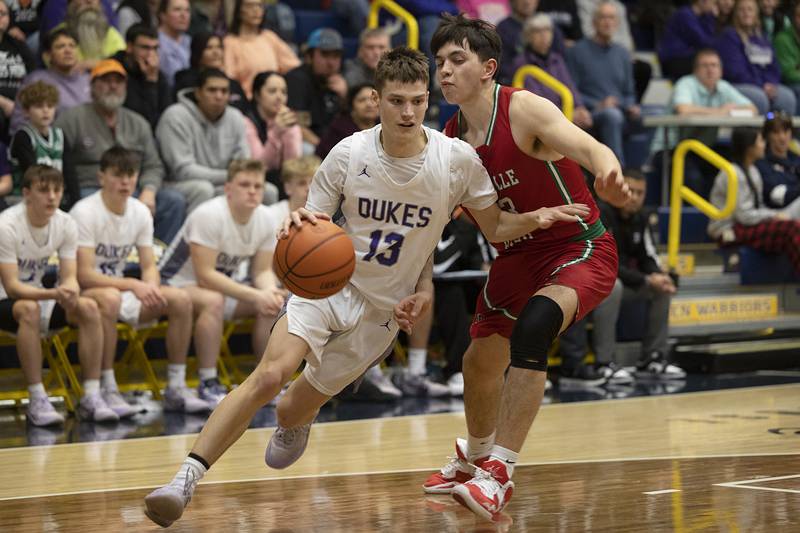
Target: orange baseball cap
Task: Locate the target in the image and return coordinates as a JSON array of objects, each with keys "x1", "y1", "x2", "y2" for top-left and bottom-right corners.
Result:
[{"x1": 90, "y1": 59, "x2": 127, "y2": 80}]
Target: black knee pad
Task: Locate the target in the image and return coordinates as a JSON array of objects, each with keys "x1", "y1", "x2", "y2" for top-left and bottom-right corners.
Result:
[{"x1": 509, "y1": 295, "x2": 564, "y2": 371}]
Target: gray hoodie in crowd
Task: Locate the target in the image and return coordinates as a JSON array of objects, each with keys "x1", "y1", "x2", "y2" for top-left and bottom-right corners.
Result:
[
  {"x1": 156, "y1": 88, "x2": 250, "y2": 186},
  {"x1": 707, "y1": 163, "x2": 780, "y2": 241}
]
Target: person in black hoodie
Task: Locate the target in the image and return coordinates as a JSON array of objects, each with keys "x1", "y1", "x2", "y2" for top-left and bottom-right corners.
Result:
[{"x1": 112, "y1": 23, "x2": 172, "y2": 129}]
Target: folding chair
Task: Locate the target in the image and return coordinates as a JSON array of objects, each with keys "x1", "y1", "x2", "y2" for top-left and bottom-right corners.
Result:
[{"x1": 219, "y1": 318, "x2": 255, "y2": 385}]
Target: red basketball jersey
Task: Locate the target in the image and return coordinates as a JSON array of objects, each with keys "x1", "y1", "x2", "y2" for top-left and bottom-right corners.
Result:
[{"x1": 444, "y1": 84, "x2": 604, "y2": 255}]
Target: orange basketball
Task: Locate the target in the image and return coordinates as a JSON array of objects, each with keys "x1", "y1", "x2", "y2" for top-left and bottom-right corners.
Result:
[{"x1": 273, "y1": 220, "x2": 356, "y2": 299}]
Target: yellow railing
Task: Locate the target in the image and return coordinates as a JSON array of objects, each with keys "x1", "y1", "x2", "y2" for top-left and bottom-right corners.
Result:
[
  {"x1": 512, "y1": 65, "x2": 574, "y2": 121},
  {"x1": 367, "y1": 0, "x2": 419, "y2": 50},
  {"x1": 667, "y1": 140, "x2": 737, "y2": 269}
]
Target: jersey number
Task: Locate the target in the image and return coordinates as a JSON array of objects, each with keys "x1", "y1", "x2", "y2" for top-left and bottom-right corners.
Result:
[
  {"x1": 363, "y1": 230, "x2": 404, "y2": 266},
  {"x1": 99, "y1": 261, "x2": 117, "y2": 275}
]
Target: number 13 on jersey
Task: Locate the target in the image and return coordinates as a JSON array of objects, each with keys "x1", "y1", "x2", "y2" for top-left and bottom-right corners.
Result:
[{"x1": 363, "y1": 230, "x2": 404, "y2": 266}]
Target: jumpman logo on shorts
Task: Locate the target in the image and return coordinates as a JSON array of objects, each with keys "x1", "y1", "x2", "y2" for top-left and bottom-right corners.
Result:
[
  {"x1": 379, "y1": 319, "x2": 391, "y2": 331},
  {"x1": 358, "y1": 165, "x2": 371, "y2": 178}
]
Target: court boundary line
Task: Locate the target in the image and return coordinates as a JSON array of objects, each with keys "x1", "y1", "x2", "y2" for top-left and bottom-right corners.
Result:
[
  {"x1": 1, "y1": 382, "x2": 798, "y2": 452},
  {"x1": 1, "y1": 451, "x2": 799, "y2": 502},
  {"x1": 714, "y1": 473, "x2": 800, "y2": 494}
]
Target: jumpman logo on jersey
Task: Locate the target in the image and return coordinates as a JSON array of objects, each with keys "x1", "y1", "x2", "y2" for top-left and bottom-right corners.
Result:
[
  {"x1": 379, "y1": 319, "x2": 391, "y2": 331},
  {"x1": 358, "y1": 165, "x2": 371, "y2": 178}
]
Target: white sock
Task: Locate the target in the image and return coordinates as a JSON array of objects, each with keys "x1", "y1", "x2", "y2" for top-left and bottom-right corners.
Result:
[
  {"x1": 407, "y1": 348, "x2": 427, "y2": 375},
  {"x1": 171, "y1": 457, "x2": 207, "y2": 488},
  {"x1": 489, "y1": 444, "x2": 518, "y2": 478},
  {"x1": 198, "y1": 367, "x2": 217, "y2": 382},
  {"x1": 101, "y1": 369, "x2": 117, "y2": 390},
  {"x1": 83, "y1": 379, "x2": 100, "y2": 397},
  {"x1": 167, "y1": 364, "x2": 186, "y2": 390},
  {"x1": 28, "y1": 382, "x2": 46, "y2": 399},
  {"x1": 467, "y1": 431, "x2": 495, "y2": 462}
]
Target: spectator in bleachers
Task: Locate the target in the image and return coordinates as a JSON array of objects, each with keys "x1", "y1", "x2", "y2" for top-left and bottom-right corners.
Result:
[
  {"x1": 9, "y1": 82, "x2": 63, "y2": 195},
  {"x1": 187, "y1": 0, "x2": 221, "y2": 36},
  {"x1": 775, "y1": 1, "x2": 800, "y2": 102},
  {"x1": 0, "y1": 0, "x2": 34, "y2": 140},
  {"x1": 173, "y1": 31, "x2": 247, "y2": 113},
  {"x1": 578, "y1": 0, "x2": 651, "y2": 101},
  {"x1": 561, "y1": 169, "x2": 684, "y2": 384},
  {"x1": 756, "y1": 111, "x2": 800, "y2": 215},
  {"x1": 223, "y1": 0, "x2": 300, "y2": 100},
  {"x1": 708, "y1": 126, "x2": 800, "y2": 274},
  {"x1": 657, "y1": 0, "x2": 718, "y2": 81},
  {"x1": 117, "y1": 0, "x2": 159, "y2": 37},
  {"x1": 0, "y1": 141, "x2": 10, "y2": 210},
  {"x1": 244, "y1": 71, "x2": 301, "y2": 176},
  {"x1": 395, "y1": 0, "x2": 459, "y2": 83},
  {"x1": 72, "y1": 146, "x2": 213, "y2": 415},
  {"x1": 158, "y1": 68, "x2": 270, "y2": 213},
  {"x1": 567, "y1": 1, "x2": 638, "y2": 165},
  {"x1": 760, "y1": 0, "x2": 789, "y2": 41},
  {"x1": 59, "y1": 0, "x2": 126, "y2": 71},
  {"x1": 717, "y1": 0, "x2": 735, "y2": 30},
  {"x1": 539, "y1": 0, "x2": 582, "y2": 45},
  {"x1": 112, "y1": 24, "x2": 172, "y2": 130},
  {"x1": 10, "y1": 29, "x2": 91, "y2": 135},
  {"x1": 343, "y1": 28, "x2": 390, "y2": 89},
  {"x1": 456, "y1": 0, "x2": 510, "y2": 26},
  {"x1": 315, "y1": 82, "x2": 378, "y2": 160},
  {"x1": 331, "y1": 0, "x2": 370, "y2": 36},
  {"x1": 157, "y1": 0, "x2": 191, "y2": 88},
  {"x1": 499, "y1": 0, "x2": 549, "y2": 83},
  {"x1": 715, "y1": 0, "x2": 796, "y2": 115},
  {"x1": 6, "y1": 0, "x2": 43, "y2": 53},
  {"x1": 57, "y1": 59, "x2": 184, "y2": 242},
  {"x1": 286, "y1": 28, "x2": 346, "y2": 150},
  {"x1": 41, "y1": 0, "x2": 117, "y2": 36},
  {"x1": 509, "y1": 13, "x2": 593, "y2": 130},
  {"x1": 159, "y1": 159, "x2": 289, "y2": 403},
  {"x1": 0, "y1": 165, "x2": 118, "y2": 425}
]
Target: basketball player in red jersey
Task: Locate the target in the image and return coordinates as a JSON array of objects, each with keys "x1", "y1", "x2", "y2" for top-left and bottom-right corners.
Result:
[{"x1": 422, "y1": 14, "x2": 631, "y2": 520}]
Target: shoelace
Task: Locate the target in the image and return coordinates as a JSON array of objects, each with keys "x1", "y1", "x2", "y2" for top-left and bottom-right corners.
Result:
[
  {"x1": 469, "y1": 466, "x2": 502, "y2": 495},
  {"x1": 440, "y1": 455, "x2": 465, "y2": 477},
  {"x1": 31, "y1": 396, "x2": 53, "y2": 413},
  {"x1": 276, "y1": 425, "x2": 307, "y2": 447}
]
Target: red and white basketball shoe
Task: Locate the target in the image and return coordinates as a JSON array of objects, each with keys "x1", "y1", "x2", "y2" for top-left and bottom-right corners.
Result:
[
  {"x1": 451, "y1": 458, "x2": 514, "y2": 520},
  {"x1": 422, "y1": 438, "x2": 475, "y2": 494}
]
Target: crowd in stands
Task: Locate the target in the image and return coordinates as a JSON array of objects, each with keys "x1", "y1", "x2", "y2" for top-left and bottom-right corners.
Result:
[{"x1": 6, "y1": 0, "x2": 800, "y2": 423}]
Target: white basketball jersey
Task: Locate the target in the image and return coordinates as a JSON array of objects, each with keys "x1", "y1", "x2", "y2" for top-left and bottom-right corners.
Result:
[
  {"x1": 70, "y1": 191, "x2": 153, "y2": 277},
  {"x1": 0, "y1": 204, "x2": 78, "y2": 299},
  {"x1": 160, "y1": 196, "x2": 278, "y2": 286},
  {"x1": 307, "y1": 125, "x2": 497, "y2": 311}
]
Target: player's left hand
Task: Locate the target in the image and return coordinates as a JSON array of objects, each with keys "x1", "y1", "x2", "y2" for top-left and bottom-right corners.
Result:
[
  {"x1": 55, "y1": 285, "x2": 80, "y2": 312},
  {"x1": 279, "y1": 208, "x2": 331, "y2": 239},
  {"x1": 532, "y1": 203, "x2": 591, "y2": 230},
  {"x1": 594, "y1": 168, "x2": 630, "y2": 208},
  {"x1": 394, "y1": 291, "x2": 432, "y2": 334}
]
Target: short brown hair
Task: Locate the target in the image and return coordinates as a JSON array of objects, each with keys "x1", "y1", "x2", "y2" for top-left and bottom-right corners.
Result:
[
  {"x1": 227, "y1": 159, "x2": 266, "y2": 182},
  {"x1": 21, "y1": 165, "x2": 64, "y2": 191},
  {"x1": 281, "y1": 155, "x2": 320, "y2": 183},
  {"x1": 374, "y1": 47, "x2": 428, "y2": 92},
  {"x1": 18, "y1": 81, "x2": 60, "y2": 110},
  {"x1": 100, "y1": 146, "x2": 141, "y2": 176},
  {"x1": 431, "y1": 13, "x2": 502, "y2": 71}
]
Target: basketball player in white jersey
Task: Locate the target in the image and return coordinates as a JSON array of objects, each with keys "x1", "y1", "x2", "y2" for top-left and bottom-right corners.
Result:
[
  {"x1": 0, "y1": 166, "x2": 119, "y2": 425},
  {"x1": 143, "y1": 47, "x2": 588, "y2": 528},
  {"x1": 71, "y1": 147, "x2": 210, "y2": 417},
  {"x1": 158, "y1": 159, "x2": 288, "y2": 404}
]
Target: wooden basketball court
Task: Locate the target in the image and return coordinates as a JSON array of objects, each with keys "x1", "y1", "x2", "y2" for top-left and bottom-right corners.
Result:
[{"x1": 0, "y1": 383, "x2": 798, "y2": 530}]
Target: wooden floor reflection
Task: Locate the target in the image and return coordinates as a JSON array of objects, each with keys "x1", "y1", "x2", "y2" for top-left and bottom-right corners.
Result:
[{"x1": 2, "y1": 455, "x2": 799, "y2": 532}]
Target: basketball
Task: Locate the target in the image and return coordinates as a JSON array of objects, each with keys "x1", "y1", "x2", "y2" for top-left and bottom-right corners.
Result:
[{"x1": 273, "y1": 219, "x2": 356, "y2": 299}]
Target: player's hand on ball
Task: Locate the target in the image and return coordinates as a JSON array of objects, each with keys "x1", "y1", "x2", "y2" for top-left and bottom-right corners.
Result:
[
  {"x1": 532, "y1": 203, "x2": 591, "y2": 230},
  {"x1": 594, "y1": 168, "x2": 631, "y2": 207},
  {"x1": 394, "y1": 291, "x2": 432, "y2": 334},
  {"x1": 279, "y1": 208, "x2": 332, "y2": 239}
]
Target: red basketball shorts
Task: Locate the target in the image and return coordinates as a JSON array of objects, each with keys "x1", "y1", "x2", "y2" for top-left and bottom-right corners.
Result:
[{"x1": 471, "y1": 232, "x2": 618, "y2": 339}]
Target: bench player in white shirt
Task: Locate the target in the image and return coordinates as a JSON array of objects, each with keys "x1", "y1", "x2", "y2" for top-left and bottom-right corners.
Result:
[
  {"x1": 70, "y1": 147, "x2": 210, "y2": 417},
  {"x1": 264, "y1": 155, "x2": 320, "y2": 227},
  {"x1": 0, "y1": 166, "x2": 119, "y2": 425},
  {"x1": 143, "y1": 47, "x2": 589, "y2": 528},
  {"x1": 158, "y1": 159, "x2": 288, "y2": 405}
]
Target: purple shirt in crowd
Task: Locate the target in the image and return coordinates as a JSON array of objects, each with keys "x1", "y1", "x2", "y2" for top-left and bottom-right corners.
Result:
[
  {"x1": 715, "y1": 27, "x2": 781, "y2": 86},
  {"x1": 657, "y1": 6, "x2": 716, "y2": 62}
]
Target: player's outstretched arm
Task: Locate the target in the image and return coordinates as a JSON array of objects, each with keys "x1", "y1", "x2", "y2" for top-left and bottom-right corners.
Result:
[
  {"x1": 470, "y1": 202, "x2": 591, "y2": 243},
  {"x1": 511, "y1": 91, "x2": 630, "y2": 207},
  {"x1": 394, "y1": 252, "x2": 434, "y2": 334}
]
